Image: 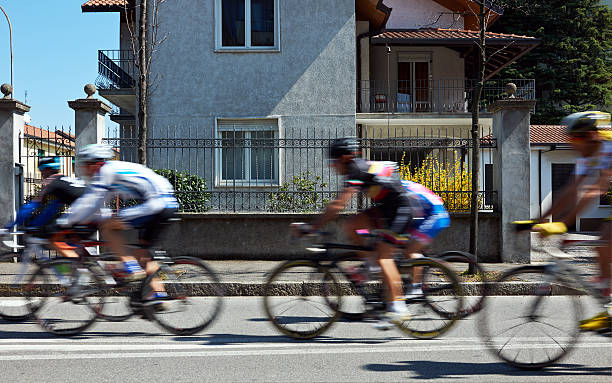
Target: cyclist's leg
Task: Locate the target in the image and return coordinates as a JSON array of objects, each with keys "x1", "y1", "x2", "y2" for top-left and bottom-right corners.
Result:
[
  {"x1": 99, "y1": 217, "x2": 146, "y2": 280},
  {"x1": 378, "y1": 241, "x2": 403, "y2": 302},
  {"x1": 343, "y1": 208, "x2": 379, "y2": 266},
  {"x1": 137, "y1": 207, "x2": 177, "y2": 297}
]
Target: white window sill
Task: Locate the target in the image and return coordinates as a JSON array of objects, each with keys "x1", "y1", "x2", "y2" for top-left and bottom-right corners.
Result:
[
  {"x1": 216, "y1": 182, "x2": 280, "y2": 188},
  {"x1": 214, "y1": 47, "x2": 280, "y2": 53}
]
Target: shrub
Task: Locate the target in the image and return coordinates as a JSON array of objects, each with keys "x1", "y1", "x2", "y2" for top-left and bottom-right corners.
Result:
[
  {"x1": 399, "y1": 154, "x2": 481, "y2": 212},
  {"x1": 266, "y1": 171, "x2": 328, "y2": 212},
  {"x1": 153, "y1": 169, "x2": 211, "y2": 212}
]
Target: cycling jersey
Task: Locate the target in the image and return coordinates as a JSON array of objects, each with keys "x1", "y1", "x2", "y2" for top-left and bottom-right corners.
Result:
[
  {"x1": 345, "y1": 159, "x2": 422, "y2": 233},
  {"x1": 59, "y1": 161, "x2": 178, "y2": 227},
  {"x1": 402, "y1": 180, "x2": 450, "y2": 245},
  {"x1": 9, "y1": 174, "x2": 87, "y2": 229},
  {"x1": 575, "y1": 139, "x2": 612, "y2": 178}
]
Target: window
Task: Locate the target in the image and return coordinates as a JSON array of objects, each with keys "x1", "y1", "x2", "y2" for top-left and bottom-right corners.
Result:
[
  {"x1": 216, "y1": 119, "x2": 279, "y2": 186},
  {"x1": 215, "y1": 0, "x2": 279, "y2": 51}
]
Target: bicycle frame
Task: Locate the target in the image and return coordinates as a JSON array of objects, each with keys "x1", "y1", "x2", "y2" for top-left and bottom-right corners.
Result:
[{"x1": 536, "y1": 237, "x2": 608, "y2": 305}]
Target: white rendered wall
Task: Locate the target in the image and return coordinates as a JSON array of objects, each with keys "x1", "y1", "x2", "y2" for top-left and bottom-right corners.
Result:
[{"x1": 385, "y1": 0, "x2": 465, "y2": 29}]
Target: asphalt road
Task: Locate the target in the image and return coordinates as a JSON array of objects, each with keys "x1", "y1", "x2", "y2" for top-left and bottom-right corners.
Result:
[{"x1": 0, "y1": 297, "x2": 610, "y2": 383}]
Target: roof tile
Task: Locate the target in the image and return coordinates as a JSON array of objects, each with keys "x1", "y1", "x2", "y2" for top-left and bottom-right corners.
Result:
[
  {"x1": 82, "y1": 0, "x2": 128, "y2": 12},
  {"x1": 372, "y1": 28, "x2": 537, "y2": 41}
]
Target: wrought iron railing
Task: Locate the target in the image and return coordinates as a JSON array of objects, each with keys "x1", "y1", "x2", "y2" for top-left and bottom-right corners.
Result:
[
  {"x1": 102, "y1": 125, "x2": 498, "y2": 213},
  {"x1": 96, "y1": 50, "x2": 135, "y2": 90},
  {"x1": 357, "y1": 78, "x2": 535, "y2": 113}
]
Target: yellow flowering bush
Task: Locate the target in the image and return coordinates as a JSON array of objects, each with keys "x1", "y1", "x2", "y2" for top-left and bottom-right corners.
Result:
[{"x1": 399, "y1": 153, "x2": 481, "y2": 212}]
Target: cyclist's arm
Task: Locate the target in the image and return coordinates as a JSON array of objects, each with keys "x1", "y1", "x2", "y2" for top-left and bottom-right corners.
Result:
[
  {"x1": 312, "y1": 187, "x2": 357, "y2": 230},
  {"x1": 557, "y1": 170, "x2": 612, "y2": 225},
  {"x1": 56, "y1": 184, "x2": 107, "y2": 227}
]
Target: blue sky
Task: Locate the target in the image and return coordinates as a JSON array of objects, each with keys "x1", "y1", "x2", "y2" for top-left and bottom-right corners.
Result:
[{"x1": 0, "y1": 1, "x2": 119, "y2": 129}]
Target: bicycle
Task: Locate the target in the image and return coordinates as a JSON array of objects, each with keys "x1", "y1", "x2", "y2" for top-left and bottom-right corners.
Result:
[
  {"x1": 425, "y1": 250, "x2": 488, "y2": 319},
  {"x1": 262, "y1": 228, "x2": 464, "y2": 340},
  {"x1": 0, "y1": 230, "x2": 55, "y2": 321},
  {"x1": 24, "y1": 229, "x2": 224, "y2": 336},
  {"x1": 478, "y1": 221, "x2": 611, "y2": 370}
]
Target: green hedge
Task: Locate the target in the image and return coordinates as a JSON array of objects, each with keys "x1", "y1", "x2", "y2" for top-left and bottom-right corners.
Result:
[{"x1": 154, "y1": 169, "x2": 211, "y2": 212}]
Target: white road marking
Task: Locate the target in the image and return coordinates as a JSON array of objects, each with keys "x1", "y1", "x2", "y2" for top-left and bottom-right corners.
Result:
[{"x1": 0, "y1": 340, "x2": 609, "y2": 361}]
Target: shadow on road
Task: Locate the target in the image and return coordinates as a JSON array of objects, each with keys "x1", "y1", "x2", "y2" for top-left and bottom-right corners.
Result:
[
  {"x1": 362, "y1": 360, "x2": 611, "y2": 379},
  {"x1": 172, "y1": 333, "x2": 405, "y2": 345}
]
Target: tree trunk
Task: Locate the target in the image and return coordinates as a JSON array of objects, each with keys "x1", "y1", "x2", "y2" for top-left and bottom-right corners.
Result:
[
  {"x1": 468, "y1": 2, "x2": 486, "y2": 273},
  {"x1": 137, "y1": 0, "x2": 148, "y2": 165}
]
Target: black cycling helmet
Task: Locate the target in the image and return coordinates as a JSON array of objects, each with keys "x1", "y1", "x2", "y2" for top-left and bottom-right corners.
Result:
[
  {"x1": 561, "y1": 111, "x2": 611, "y2": 134},
  {"x1": 329, "y1": 137, "x2": 360, "y2": 159}
]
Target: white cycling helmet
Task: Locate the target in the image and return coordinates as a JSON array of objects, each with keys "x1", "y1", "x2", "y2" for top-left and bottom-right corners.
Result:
[{"x1": 77, "y1": 144, "x2": 114, "y2": 164}]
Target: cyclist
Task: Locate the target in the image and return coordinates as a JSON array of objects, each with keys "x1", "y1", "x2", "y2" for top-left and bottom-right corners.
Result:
[
  {"x1": 537, "y1": 111, "x2": 612, "y2": 331},
  {"x1": 56, "y1": 144, "x2": 179, "y2": 303},
  {"x1": 2, "y1": 156, "x2": 87, "y2": 258},
  {"x1": 295, "y1": 137, "x2": 450, "y2": 329}
]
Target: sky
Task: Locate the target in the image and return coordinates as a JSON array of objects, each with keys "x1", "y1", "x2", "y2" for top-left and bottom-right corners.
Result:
[{"x1": 0, "y1": 0, "x2": 119, "y2": 130}]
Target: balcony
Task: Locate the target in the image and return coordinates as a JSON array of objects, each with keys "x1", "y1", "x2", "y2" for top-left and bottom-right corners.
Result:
[
  {"x1": 357, "y1": 79, "x2": 535, "y2": 114},
  {"x1": 95, "y1": 50, "x2": 136, "y2": 115}
]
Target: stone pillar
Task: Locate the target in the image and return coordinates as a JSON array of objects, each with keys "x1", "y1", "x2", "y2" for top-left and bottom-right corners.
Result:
[
  {"x1": 0, "y1": 84, "x2": 30, "y2": 226},
  {"x1": 68, "y1": 84, "x2": 111, "y2": 151},
  {"x1": 489, "y1": 97, "x2": 537, "y2": 263}
]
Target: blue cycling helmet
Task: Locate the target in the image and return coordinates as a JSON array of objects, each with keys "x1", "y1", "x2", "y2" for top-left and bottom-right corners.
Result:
[{"x1": 38, "y1": 156, "x2": 61, "y2": 171}]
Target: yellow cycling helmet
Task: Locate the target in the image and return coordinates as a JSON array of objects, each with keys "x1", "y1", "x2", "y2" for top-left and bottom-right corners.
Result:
[{"x1": 561, "y1": 111, "x2": 611, "y2": 134}]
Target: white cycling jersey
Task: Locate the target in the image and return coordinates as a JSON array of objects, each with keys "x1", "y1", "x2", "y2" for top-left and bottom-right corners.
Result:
[
  {"x1": 575, "y1": 139, "x2": 612, "y2": 178},
  {"x1": 59, "y1": 161, "x2": 177, "y2": 226}
]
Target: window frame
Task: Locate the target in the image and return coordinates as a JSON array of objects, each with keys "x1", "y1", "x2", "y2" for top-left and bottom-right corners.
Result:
[
  {"x1": 215, "y1": 118, "x2": 280, "y2": 187},
  {"x1": 214, "y1": 0, "x2": 281, "y2": 52}
]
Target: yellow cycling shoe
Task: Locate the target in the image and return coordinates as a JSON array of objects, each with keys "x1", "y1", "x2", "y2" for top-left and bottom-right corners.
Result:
[{"x1": 579, "y1": 312, "x2": 611, "y2": 332}]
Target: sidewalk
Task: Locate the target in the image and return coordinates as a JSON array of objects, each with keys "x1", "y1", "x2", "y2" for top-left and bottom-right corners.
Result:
[{"x1": 0, "y1": 251, "x2": 600, "y2": 296}]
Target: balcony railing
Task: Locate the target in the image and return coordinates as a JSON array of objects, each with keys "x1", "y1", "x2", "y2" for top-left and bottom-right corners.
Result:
[
  {"x1": 357, "y1": 79, "x2": 535, "y2": 114},
  {"x1": 96, "y1": 50, "x2": 135, "y2": 90}
]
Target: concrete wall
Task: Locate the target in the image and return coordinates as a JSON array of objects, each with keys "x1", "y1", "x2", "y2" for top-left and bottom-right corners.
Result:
[
  {"x1": 385, "y1": 0, "x2": 465, "y2": 29},
  {"x1": 529, "y1": 147, "x2": 612, "y2": 230},
  {"x1": 158, "y1": 212, "x2": 501, "y2": 262}
]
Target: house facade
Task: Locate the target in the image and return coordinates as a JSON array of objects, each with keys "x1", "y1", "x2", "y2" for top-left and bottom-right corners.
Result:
[{"x1": 82, "y1": 0, "x2": 538, "y2": 212}]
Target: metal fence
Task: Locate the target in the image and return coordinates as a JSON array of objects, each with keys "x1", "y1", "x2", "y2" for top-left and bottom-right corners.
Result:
[
  {"x1": 357, "y1": 78, "x2": 535, "y2": 113},
  {"x1": 19, "y1": 126, "x2": 76, "y2": 202},
  {"x1": 102, "y1": 124, "x2": 497, "y2": 213}
]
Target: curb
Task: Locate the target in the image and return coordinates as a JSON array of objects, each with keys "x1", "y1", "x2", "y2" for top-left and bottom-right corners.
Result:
[{"x1": 0, "y1": 281, "x2": 586, "y2": 297}]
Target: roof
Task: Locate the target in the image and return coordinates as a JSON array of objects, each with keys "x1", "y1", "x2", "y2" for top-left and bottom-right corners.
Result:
[
  {"x1": 81, "y1": 0, "x2": 131, "y2": 12},
  {"x1": 23, "y1": 125, "x2": 75, "y2": 148},
  {"x1": 530, "y1": 125, "x2": 570, "y2": 145},
  {"x1": 371, "y1": 28, "x2": 539, "y2": 80},
  {"x1": 371, "y1": 28, "x2": 537, "y2": 44},
  {"x1": 530, "y1": 125, "x2": 612, "y2": 145}
]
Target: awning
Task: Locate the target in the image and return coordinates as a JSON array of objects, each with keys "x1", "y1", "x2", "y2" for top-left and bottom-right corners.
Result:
[{"x1": 370, "y1": 28, "x2": 540, "y2": 80}]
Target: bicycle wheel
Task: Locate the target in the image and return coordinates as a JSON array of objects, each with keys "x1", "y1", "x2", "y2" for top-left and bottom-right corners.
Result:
[
  {"x1": 93, "y1": 255, "x2": 136, "y2": 322},
  {"x1": 26, "y1": 259, "x2": 105, "y2": 336},
  {"x1": 143, "y1": 257, "x2": 223, "y2": 336},
  {"x1": 0, "y1": 251, "x2": 43, "y2": 321},
  {"x1": 327, "y1": 260, "x2": 379, "y2": 321},
  {"x1": 433, "y1": 251, "x2": 488, "y2": 318},
  {"x1": 397, "y1": 258, "x2": 463, "y2": 339},
  {"x1": 263, "y1": 260, "x2": 342, "y2": 339},
  {"x1": 478, "y1": 266, "x2": 582, "y2": 370}
]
